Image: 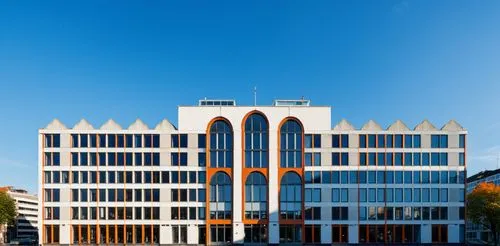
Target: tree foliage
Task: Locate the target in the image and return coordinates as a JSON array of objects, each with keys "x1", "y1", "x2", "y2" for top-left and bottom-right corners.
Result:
[
  {"x1": 467, "y1": 182, "x2": 500, "y2": 245},
  {"x1": 0, "y1": 191, "x2": 17, "y2": 225}
]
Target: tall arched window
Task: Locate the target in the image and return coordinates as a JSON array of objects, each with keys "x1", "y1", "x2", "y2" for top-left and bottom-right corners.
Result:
[
  {"x1": 280, "y1": 171, "x2": 302, "y2": 220},
  {"x1": 245, "y1": 172, "x2": 267, "y2": 219},
  {"x1": 280, "y1": 120, "x2": 302, "y2": 168},
  {"x1": 244, "y1": 113, "x2": 268, "y2": 168},
  {"x1": 209, "y1": 120, "x2": 233, "y2": 168},
  {"x1": 209, "y1": 172, "x2": 232, "y2": 219},
  {"x1": 279, "y1": 171, "x2": 303, "y2": 243}
]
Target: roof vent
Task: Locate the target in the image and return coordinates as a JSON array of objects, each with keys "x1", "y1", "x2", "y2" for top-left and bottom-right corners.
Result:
[
  {"x1": 199, "y1": 99, "x2": 236, "y2": 106},
  {"x1": 273, "y1": 99, "x2": 310, "y2": 106}
]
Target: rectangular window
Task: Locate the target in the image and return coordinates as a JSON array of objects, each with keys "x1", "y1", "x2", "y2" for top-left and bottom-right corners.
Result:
[
  {"x1": 314, "y1": 153, "x2": 321, "y2": 166},
  {"x1": 432, "y1": 135, "x2": 448, "y2": 148},
  {"x1": 386, "y1": 188, "x2": 393, "y2": 202},
  {"x1": 172, "y1": 135, "x2": 179, "y2": 148},
  {"x1": 305, "y1": 153, "x2": 312, "y2": 166},
  {"x1": 331, "y1": 207, "x2": 348, "y2": 221},
  {"x1": 422, "y1": 153, "x2": 430, "y2": 166},
  {"x1": 72, "y1": 134, "x2": 79, "y2": 147},
  {"x1": 314, "y1": 134, "x2": 321, "y2": 148},
  {"x1": 440, "y1": 153, "x2": 448, "y2": 166},
  {"x1": 404, "y1": 135, "x2": 413, "y2": 148},
  {"x1": 377, "y1": 153, "x2": 385, "y2": 166},
  {"x1": 459, "y1": 134, "x2": 465, "y2": 148},
  {"x1": 117, "y1": 134, "x2": 124, "y2": 148},
  {"x1": 332, "y1": 135, "x2": 340, "y2": 148},
  {"x1": 80, "y1": 134, "x2": 88, "y2": 147},
  {"x1": 332, "y1": 153, "x2": 340, "y2": 166},
  {"x1": 368, "y1": 153, "x2": 376, "y2": 166},
  {"x1": 332, "y1": 188, "x2": 340, "y2": 202},
  {"x1": 386, "y1": 134, "x2": 393, "y2": 148},
  {"x1": 441, "y1": 188, "x2": 448, "y2": 202},
  {"x1": 404, "y1": 153, "x2": 412, "y2": 166},
  {"x1": 459, "y1": 153, "x2": 465, "y2": 166},
  {"x1": 198, "y1": 153, "x2": 206, "y2": 167},
  {"x1": 171, "y1": 153, "x2": 179, "y2": 166},
  {"x1": 322, "y1": 171, "x2": 331, "y2": 184},
  {"x1": 395, "y1": 153, "x2": 403, "y2": 166},
  {"x1": 377, "y1": 188, "x2": 384, "y2": 202},
  {"x1": 395, "y1": 134, "x2": 403, "y2": 148},
  {"x1": 368, "y1": 188, "x2": 376, "y2": 202},
  {"x1": 198, "y1": 189, "x2": 206, "y2": 202},
  {"x1": 198, "y1": 134, "x2": 206, "y2": 148},
  {"x1": 180, "y1": 134, "x2": 188, "y2": 147},
  {"x1": 377, "y1": 135, "x2": 385, "y2": 148},
  {"x1": 414, "y1": 135, "x2": 421, "y2": 148},
  {"x1": 395, "y1": 188, "x2": 403, "y2": 202},
  {"x1": 440, "y1": 135, "x2": 448, "y2": 148},
  {"x1": 341, "y1": 134, "x2": 349, "y2": 147},
  {"x1": 341, "y1": 153, "x2": 348, "y2": 166},
  {"x1": 404, "y1": 171, "x2": 412, "y2": 184},
  {"x1": 305, "y1": 134, "x2": 312, "y2": 148},
  {"x1": 413, "y1": 153, "x2": 421, "y2": 166},
  {"x1": 359, "y1": 153, "x2": 366, "y2": 166},
  {"x1": 359, "y1": 135, "x2": 366, "y2": 148},
  {"x1": 153, "y1": 134, "x2": 160, "y2": 148},
  {"x1": 359, "y1": 189, "x2": 367, "y2": 202},
  {"x1": 125, "y1": 134, "x2": 133, "y2": 148},
  {"x1": 413, "y1": 171, "x2": 421, "y2": 184},
  {"x1": 368, "y1": 134, "x2": 376, "y2": 148},
  {"x1": 404, "y1": 188, "x2": 412, "y2": 202}
]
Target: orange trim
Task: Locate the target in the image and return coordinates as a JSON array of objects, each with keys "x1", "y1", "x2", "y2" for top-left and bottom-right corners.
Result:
[
  {"x1": 141, "y1": 224, "x2": 145, "y2": 244},
  {"x1": 106, "y1": 224, "x2": 109, "y2": 244}
]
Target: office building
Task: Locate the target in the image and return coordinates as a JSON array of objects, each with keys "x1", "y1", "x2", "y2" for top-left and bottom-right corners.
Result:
[
  {"x1": 0, "y1": 186, "x2": 38, "y2": 242},
  {"x1": 39, "y1": 99, "x2": 466, "y2": 244},
  {"x1": 466, "y1": 168, "x2": 500, "y2": 243}
]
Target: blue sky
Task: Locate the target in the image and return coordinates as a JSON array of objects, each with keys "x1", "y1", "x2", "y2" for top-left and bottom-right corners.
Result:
[{"x1": 1, "y1": 1, "x2": 499, "y2": 193}]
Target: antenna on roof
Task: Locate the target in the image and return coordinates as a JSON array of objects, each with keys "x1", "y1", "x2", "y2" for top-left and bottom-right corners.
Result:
[{"x1": 254, "y1": 86, "x2": 257, "y2": 106}]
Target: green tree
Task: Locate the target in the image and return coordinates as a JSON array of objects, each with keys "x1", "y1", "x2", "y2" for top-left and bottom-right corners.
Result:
[
  {"x1": 467, "y1": 182, "x2": 500, "y2": 245},
  {"x1": 0, "y1": 190, "x2": 17, "y2": 242}
]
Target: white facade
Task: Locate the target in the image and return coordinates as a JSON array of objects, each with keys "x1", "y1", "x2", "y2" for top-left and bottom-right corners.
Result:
[{"x1": 38, "y1": 100, "x2": 467, "y2": 245}]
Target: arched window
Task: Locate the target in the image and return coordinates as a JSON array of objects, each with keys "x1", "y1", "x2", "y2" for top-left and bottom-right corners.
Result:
[
  {"x1": 209, "y1": 120, "x2": 233, "y2": 168},
  {"x1": 244, "y1": 113, "x2": 268, "y2": 168},
  {"x1": 280, "y1": 120, "x2": 303, "y2": 168},
  {"x1": 245, "y1": 172, "x2": 267, "y2": 219},
  {"x1": 280, "y1": 172, "x2": 302, "y2": 220},
  {"x1": 209, "y1": 172, "x2": 232, "y2": 220}
]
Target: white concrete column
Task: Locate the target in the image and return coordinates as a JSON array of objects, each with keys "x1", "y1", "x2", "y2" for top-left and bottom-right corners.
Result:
[
  {"x1": 188, "y1": 225, "x2": 199, "y2": 244},
  {"x1": 421, "y1": 224, "x2": 431, "y2": 243},
  {"x1": 232, "y1": 128, "x2": 244, "y2": 243},
  {"x1": 349, "y1": 224, "x2": 358, "y2": 244},
  {"x1": 60, "y1": 224, "x2": 71, "y2": 244},
  {"x1": 448, "y1": 224, "x2": 459, "y2": 243},
  {"x1": 268, "y1": 127, "x2": 280, "y2": 244},
  {"x1": 160, "y1": 225, "x2": 171, "y2": 244},
  {"x1": 321, "y1": 224, "x2": 332, "y2": 244}
]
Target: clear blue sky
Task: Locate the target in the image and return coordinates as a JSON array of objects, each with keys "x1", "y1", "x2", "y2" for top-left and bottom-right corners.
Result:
[{"x1": 1, "y1": 1, "x2": 499, "y2": 194}]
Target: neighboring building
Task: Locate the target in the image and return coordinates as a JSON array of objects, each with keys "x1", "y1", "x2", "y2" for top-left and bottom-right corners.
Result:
[
  {"x1": 0, "y1": 186, "x2": 38, "y2": 242},
  {"x1": 466, "y1": 168, "x2": 500, "y2": 243},
  {"x1": 38, "y1": 99, "x2": 467, "y2": 245}
]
